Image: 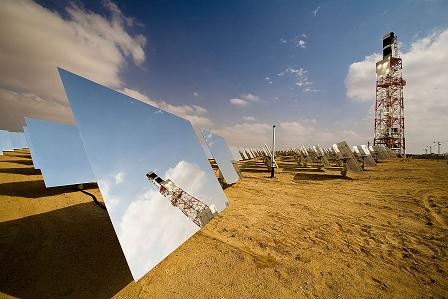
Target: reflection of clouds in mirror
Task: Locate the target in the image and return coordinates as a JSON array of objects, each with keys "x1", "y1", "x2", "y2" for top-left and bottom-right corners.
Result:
[
  {"x1": 59, "y1": 69, "x2": 228, "y2": 280},
  {"x1": 165, "y1": 160, "x2": 205, "y2": 196},
  {"x1": 98, "y1": 178, "x2": 121, "y2": 208},
  {"x1": 119, "y1": 160, "x2": 202, "y2": 279},
  {"x1": 119, "y1": 189, "x2": 197, "y2": 279},
  {"x1": 114, "y1": 171, "x2": 125, "y2": 184}
]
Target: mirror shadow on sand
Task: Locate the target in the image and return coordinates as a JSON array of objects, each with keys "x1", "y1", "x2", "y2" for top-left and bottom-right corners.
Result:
[
  {"x1": 0, "y1": 180, "x2": 99, "y2": 199},
  {"x1": 0, "y1": 150, "x2": 133, "y2": 298},
  {"x1": 293, "y1": 172, "x2": 354, "y2": 181},
  {"x1": 0, "y1": 159, "x2": 33, "y2": 166},
  {"x1": 0, "y1": 167, "x2": 41, "y2": 176},
  {"x1": 0, "y1": 203, "x2": 133, "y2": 299}
]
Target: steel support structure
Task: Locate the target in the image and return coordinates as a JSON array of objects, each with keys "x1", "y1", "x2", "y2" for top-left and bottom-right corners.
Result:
[{"x1": 374, "y1": 32, "x2": 406, "y2": 157}]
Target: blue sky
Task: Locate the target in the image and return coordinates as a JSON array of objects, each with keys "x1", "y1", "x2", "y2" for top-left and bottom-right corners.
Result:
[{"x1": 1, "y1": 0, "x2": 447, "y2": 153}]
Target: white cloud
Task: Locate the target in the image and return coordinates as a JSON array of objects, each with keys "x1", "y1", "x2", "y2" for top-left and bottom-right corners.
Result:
[
  {"x1": 277, "y1": 67, "x2": 318, "y2": 92},
  {"x1": 0, "y1": 88, "x2": 73, "y2": 129},
  {"x1": 280, "y1": 34, "x2": 307, "y2": 48},
  {"x1": 119, "y1": 189, "x2": 197, "y2": 279},
  {"x1": 216, "y1": 120, "x2": 365, "y2": 149},
  {"x1": 193, "y1": 91, "x2": 199, "y2": 97},
  {"x1": 120, "y1": 88, "x2": 212, "y2": 127},
  {"x1": 0, "y1": 0, "x2": 146, "y2": 129},
  {"x1": 0, "y1": 0, "x2": 145, "y2": 100},
  {"x1": 279, "y1": 121, "x2": 309, "y2": 133},
  {"x1": 97, "y1": 177, "x2": 122, "y2": 208},
  {"x1": 0, "y1": 1, "x2": 212, "y2": 130},
  {"x1": 345, "y1": 54, "x2": 380, "y2": 102},
  {"x1": 312, "y1": 6, "x2": 321, "y2": 16},
  {"x1": 192, "y1": 105, "x2": 208, "y2": 114},
  {"x1": 120, "y1": 88, "x2": 158, "y2": 106},
  {"x1": 157, "y1": 100, "x2": 212, "y2": 127},
  {"x1": 159, "y1": 101, "x2": 206, "y2": 117},
  {"x1": 243, "y1": 93, "x2": 260, "y2": 102},
  {"x1": 243, "y1": 116, "x2": 256, "y2": 121},
  {"x1": 181, "y1": 114, "x2": 213, "y2": 127},
  {"x1": 114, "y1": 171, "x2": 125, "y2": 184},
  {"x1": 302, "y1": 86, "x2": 319, "y2": 93},
  {"x1": 102, "y1": 0, "x2": 140, "y2": 28},
  {"x1": 216, "y1": 123, "x2": 272, "y2": 145},
  {"x1": 118, "y1": 160, "x2": 205, "y2": 279},
  {"x1": 345, "y1": 29, "x2": 448, "y2": 153},
  {"x1": 229, "y1": 93, "x2": 260, "y2": 107},
  {"x1": 164, "y1": 160, "x2": 205, "y2": 195},
  {"x1": 264, "y1": 76, "x2": 273, "y2": 84},
  {"x1": 230, "y1": 98, "x2": 248, "y2": 106}
]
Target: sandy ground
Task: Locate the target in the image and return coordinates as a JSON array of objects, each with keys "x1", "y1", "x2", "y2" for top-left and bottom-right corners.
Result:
[{"x1": 0, "y1": 150, "x2": 447, "y2": 298}]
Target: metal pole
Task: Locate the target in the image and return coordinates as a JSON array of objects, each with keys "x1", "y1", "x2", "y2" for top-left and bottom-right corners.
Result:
[{"x1": 270, "y1": 125, "x2": 276, "y2": 178}]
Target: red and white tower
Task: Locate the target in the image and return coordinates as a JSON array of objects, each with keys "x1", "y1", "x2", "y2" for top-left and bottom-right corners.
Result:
[
  {"x1": 374, "y1": 32, "x2": 406, "y2": 156},
  {"x1": 146, "y1": 171, "x2": 217, "y2": 227}
]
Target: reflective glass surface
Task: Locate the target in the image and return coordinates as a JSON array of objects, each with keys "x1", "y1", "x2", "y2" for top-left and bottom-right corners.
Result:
[
  {"x1": 201, "y1": 130, "x2": 239, "y2": 185},
  {"x1": 25, "y1": 118, "x2": 95, "y2": 187},
  {"x1": 59, "y1": 68, "x2": 228, "y2": 280}
]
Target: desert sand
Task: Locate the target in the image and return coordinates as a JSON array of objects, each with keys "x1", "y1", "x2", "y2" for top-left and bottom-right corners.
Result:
[{"x1": 0, "y1": 150, "x2": 447, "y2": 298}]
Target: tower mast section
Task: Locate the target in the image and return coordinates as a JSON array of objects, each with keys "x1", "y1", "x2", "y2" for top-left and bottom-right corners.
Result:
[{"x1": 373, "y1": 32, "x2": 406, "y2": 157}]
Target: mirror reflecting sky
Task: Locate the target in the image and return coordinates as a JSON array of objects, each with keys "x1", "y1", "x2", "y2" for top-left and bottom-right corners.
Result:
[
  {"x1": 8, "y1": 132, "x2": 27, "y2": 149},
  {"x1": 201, "y1": 143, "x2": 213, "y2": 160},
  {"x1": 229, "y1": 146, "x2": 242, "y2": 161},
  {"x1": 23, "y1": 126, "x2": 40, "y2": 169},
  {"x1": 59, "y1": 68, "x2": 228, "y2": 280},
  {"x1": 25, "y1": 118, "x2": 95, "y2": 187},
  {"x1": 0, "y1": 130, "x2": 13, "y2": 153},
  {"x1": 201, "y1": 129, "x2": 239, "y2": 185}
]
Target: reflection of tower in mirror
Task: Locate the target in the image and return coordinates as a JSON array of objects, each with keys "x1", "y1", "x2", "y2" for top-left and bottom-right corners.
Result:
[{"x1": 146, "y1": 171, "x2": 217, "y2": 227}]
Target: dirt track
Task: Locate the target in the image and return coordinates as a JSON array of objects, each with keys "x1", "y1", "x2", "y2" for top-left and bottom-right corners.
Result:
[{"x1": 0, "y1": 150, "x2": 447, "y2": 298}]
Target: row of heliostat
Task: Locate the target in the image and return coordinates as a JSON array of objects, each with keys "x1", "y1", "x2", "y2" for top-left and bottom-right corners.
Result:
[
  {"x1": 0, "y1": 130, "x2": 28, "y2": 152},
  {"x1": 280, "y1": 142, "x2": 395, "y2": 174},
  {"x1": 230, "y1": 141, "x2": 390, "y2": 175},
  {"x1": 235, "y1": 146, "x2": 271, "y2": 160},
  {"x1": 0, "y1": 68, "x2": 246, "y2": 281}
]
